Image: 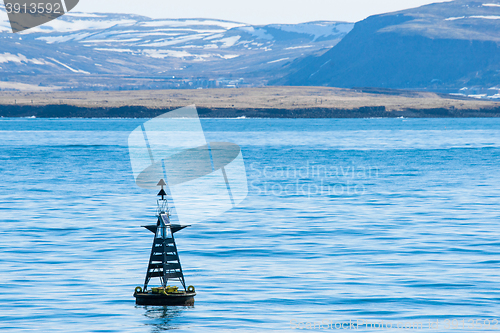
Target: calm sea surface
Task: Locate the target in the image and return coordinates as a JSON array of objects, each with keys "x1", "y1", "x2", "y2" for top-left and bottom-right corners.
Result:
[{"x1": 0, "y1": 118, "x2": 499, "y2": 332}]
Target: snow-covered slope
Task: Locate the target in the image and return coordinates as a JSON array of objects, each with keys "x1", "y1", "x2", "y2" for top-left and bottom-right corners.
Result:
[{"x1": 0, "y1": 7, "x2": 353, "y2": 90}]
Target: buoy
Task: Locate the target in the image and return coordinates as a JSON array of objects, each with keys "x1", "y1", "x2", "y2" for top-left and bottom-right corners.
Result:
[
  {"x1": 135, "y1": 286, "x2": 143, "y2": 293},
  {"x1": 134, "y1": 180, "x2": 196, "y2": 306},
  {"x1": 187, "y1": 285, "x2": 195, "y2": 293}
]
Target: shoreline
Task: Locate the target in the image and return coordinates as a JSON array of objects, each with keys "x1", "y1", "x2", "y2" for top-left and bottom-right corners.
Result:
[
  {"x1": 1, "y1": 87, "x2": 499, "y2": 118},
  {"x1": 1, "y1": 104, "x2": 500, "y2": 118}
]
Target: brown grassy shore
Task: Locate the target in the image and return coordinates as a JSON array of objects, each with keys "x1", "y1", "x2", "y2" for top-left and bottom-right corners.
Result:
[{"x1": 0, "y1": 86, "x2": 499, "y2": 118}]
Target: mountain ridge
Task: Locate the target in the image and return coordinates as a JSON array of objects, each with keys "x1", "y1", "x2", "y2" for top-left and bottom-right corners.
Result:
[
  {"x1": 0, "y1": 7, "x2": 353, "y2": 90},
  {"x1": 276, "y1": 0, "x2": 500, "y2": 98}
]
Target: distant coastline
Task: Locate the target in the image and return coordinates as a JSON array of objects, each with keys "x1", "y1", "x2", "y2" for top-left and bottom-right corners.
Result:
[
  {"x1": 2, "y1": 104, "x2": 500, "y2": 118},
  {"x1": 0, "y1": 87, "x2": 499, "y2": 118}
]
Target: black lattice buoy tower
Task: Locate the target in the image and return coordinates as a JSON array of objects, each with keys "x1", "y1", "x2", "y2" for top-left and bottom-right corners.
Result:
[{"x1": 134, "y1": 179, "x2": 196, "y2": 306}]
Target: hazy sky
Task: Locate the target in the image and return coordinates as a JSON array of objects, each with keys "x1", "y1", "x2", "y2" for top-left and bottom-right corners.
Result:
[{"x1": 74, "y1": 0, "x2": 451, "y2": 24}]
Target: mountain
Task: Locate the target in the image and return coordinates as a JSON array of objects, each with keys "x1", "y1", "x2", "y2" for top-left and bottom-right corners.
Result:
[
  {"x1": 277, "y1": 0, "x2": 500, "y2": 98},
  {"x1": 0, "y1": 8, "x2": 353, "y2": 90}
]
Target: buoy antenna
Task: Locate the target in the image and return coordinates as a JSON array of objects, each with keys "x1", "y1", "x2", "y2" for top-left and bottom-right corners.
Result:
[{"x1": 157, "y1": 179, "x2": 167, "y2": 200}]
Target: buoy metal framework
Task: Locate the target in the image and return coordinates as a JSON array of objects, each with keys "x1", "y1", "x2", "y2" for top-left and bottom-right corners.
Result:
[{"x1": 134, "y1": 179, "x2": 196, "y2": 306}]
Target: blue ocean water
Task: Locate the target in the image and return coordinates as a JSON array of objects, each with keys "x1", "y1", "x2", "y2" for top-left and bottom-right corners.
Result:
[{"x1": 0, "y1": 117, "x2": 499, "y2": 332}]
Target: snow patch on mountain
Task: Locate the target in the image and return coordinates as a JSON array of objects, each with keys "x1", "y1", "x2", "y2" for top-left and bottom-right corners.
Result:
[
  {"x1": 285, "y1": 45, "x2": 313, "y2": 50},
  {"x1": 140, "y1": 19, "x2": 244, "y2": 30},
  {"x1": 64, "y1": 13, "x2": 108, "y2": 18},
  {"x1": 470, "y1": 15, "x2": 500, "y2": 19},
  {"x1": 94, "y1": 48, "x2": 134, "y2": 53},
  {"x1": 268, "y1": 57, "x2": 289, "y2": 64},
  {"x1": 0, "y1": 52, "x2": 50, "y2": 65},
  {"x1": 221, "y1": 54, "x2": 239, "y2": 59},
  {"x1": 213, "y1": 36, "x2": 241, "y2": 48},
  {"x1": 22, "y1": 18, "x2": 137, "y2": 33},
  {"x1": 37, "y1": 32, "x2": 93, "y2": 43},
  {"x1": 239, "y1": 26, "x2": 273, "y2": 40},
  {"x1": 269, "y1": 22, "x2": 354, "y2": 41},
  {"x1": 446, "y1": 15, "x2": 500, "y2": 20},
  {"x1": 142, "y1": 49, "x2": 194, "y2": 58},
  {"x1": 141, "y1": 34, "x2": 210, "y2": 47},
  {"x1": 48, "y1": 57, "x2": 90, "y2": 74}
]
